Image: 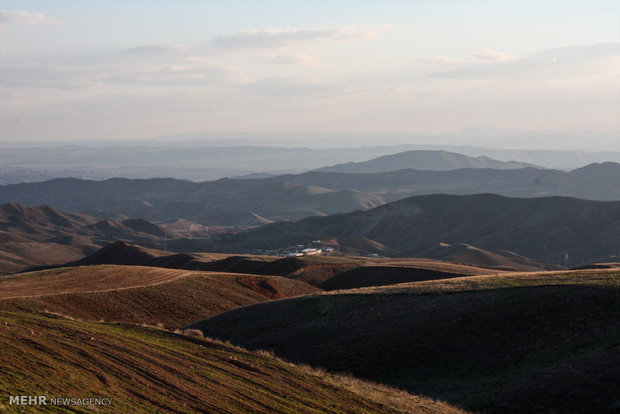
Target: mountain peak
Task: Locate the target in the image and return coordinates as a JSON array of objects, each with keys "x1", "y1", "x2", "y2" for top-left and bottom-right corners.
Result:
[{"x1": 315, "y1": 149, "x2": 537, "y2": 174}]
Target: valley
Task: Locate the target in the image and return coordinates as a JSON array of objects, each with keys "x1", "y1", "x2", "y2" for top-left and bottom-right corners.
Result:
[{"x1": 1, "y1": 147, "x2": 618, "y2": 413}]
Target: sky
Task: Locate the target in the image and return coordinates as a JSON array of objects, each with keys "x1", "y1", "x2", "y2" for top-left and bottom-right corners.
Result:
[{"x1": 0, "y1": 0, "x2": 619, "y2": 144}]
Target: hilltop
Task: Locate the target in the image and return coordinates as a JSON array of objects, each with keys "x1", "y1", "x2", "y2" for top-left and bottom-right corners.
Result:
[
  {"x1": 0, "y1": 264, "x2": 318, "y2": 328},
  {"x1": 54, "y1": 241, "x2": 506, "y2": 287},
  {"x1": 315, "y1": 150, "x2": 536, "y2": 173},
  {"x1": 190, "y1": 269, "x2": 620, "y2": 413}
]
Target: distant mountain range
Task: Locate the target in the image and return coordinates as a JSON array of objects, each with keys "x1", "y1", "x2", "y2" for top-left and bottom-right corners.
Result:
[
  {"x1": 315, "y1": 150, "x2": 537, "y2": 173},
  {"x1": 3, "y1": 192, "x2": 619, "y2": 274},
  {"x1": 1, "y1": 161, "x2": 618, "y2": 227},
  {"x1": 273, "y1": 161, "x2": 620, "y2": 201},
  {"x1": 0, "y1": 178, "x2": 384, "y2": 226},
  {"x1": 223, "y1": 193, "x2": 620, "y2": 266},
  {"x1": 2, "y1": 144, "x2": 620, "y2": 184}
]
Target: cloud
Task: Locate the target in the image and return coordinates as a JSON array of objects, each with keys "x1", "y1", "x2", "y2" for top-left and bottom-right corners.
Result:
[
  {"x1": 242, "y1": 77, "x2": 345, "y2": 96},
  {"x1": 121, "y1": 44, "x2": 194, "y2": 55},
  {"x1": 472, "y1": 47, "x2": 517, "y2": 62},
  {"x1": 0, "y1": 61, "x2": 240, "y2": 89},
  {"x1": 267, "y1": 52, "x2": 329, "y2": 67},
  {"x1": 422, "y1": 56, "x2": 464, "y2": 66},
  {"x1": 0, "y1": 10, "x2": 58, "y2": 26},
  {"x1": 0, "y1": 67, "x2": 89, "y2": 89},
  {"x1": 430, "y1": 43, "x2": 619, "y2": 79},
  {"x1": 209, "y1": 26, "x2": 389, "y2": 49},
  {"x1": 102, "y1": 65, "x2": 234, "y2": 86},
  {"x1": 531, "y1": 43, "x2": 619, "y2": 62}
]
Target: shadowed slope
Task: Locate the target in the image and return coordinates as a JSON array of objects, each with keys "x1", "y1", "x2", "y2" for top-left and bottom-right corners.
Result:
[
  {"x1": 190, "y1": 270, "x2": 620, "y2": 413},
  {"x1": 0, "y1": 265, "x2": 319, "y2": 328},
  {"x1": 0, "y1": 312, "x2": 468, "y2": 413},
  {"x1": 231, "y1": 194, "x2": 620, "y2": 265},
  {"x1": 320, "y1": 266, "x2": 466, "y2": 290}
]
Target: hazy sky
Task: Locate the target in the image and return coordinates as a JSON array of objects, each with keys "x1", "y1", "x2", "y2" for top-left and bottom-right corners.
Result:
[{"x1": 0, "y1": 0, "x2": 619, "y2": 143}]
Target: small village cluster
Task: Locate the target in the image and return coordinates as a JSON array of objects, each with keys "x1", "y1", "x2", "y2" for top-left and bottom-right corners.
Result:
[{"x1": 257, "y1": 242, "x2": 335, "y2": 257}]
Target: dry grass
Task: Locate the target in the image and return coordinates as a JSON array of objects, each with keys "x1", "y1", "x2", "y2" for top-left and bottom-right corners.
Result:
[
  {"x1": 0, "y1": 265, "x2": 319, "y2": 328},
  {"x1": 270, "y1": 356, "x2": 469, "y2": 414},
  {"x1": 0, "y1": 265, "x2": 195, "y2": 299},
  {"x1": 191, "y1": 269, "x2": 620, "y2": 413},
  {"x1": 333, "y1": 267, "x2": 620, "y2": 295},
  {"x1": 0, "y1": 311, "x2": 407, "y2": 413}
]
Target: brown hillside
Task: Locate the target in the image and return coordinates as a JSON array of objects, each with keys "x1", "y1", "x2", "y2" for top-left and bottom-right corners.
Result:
[
  {"x1": 191, "y1": 269, "x2": 620, "y2": 413},
  {"x1": 0, "y1": 203, "x2": 175, "y2": 274},
  {"x1": 0, "y1": 265, "x2": 319, "y2": 328},
  {"x1": 65, "y1": 242, "x2": 501, "y2": 290},
  {"x1": 68, "y1": 241, "x2": 364, "y2": 286},
  {"x1": 0, "y1": 312, "x2": 469, "y2": 413}
]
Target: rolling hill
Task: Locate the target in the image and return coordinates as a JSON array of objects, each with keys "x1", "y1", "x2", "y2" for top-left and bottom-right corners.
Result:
[
  {"x1": 63, "y1": 241, "x2": 363, "y2": 286},
  {"x1": 189, "y1": 269, "x2": 620, "y2": 413},
  {"x1": 0, "y1": 264, "x2": 319, "y2": 328},
  {"x1": 0, "y1": 311, "x2": 467, "y2": 413},
  {"x1": 315, "y1": 150, "x2": 536, "y2": 173},
  {"x1": 227, "y1": 193, "x2": 620, "y2": 266},
  {"x1": 58, "y1": 241, "x2": 507, "y2": 288},
  {"x1": 0, "y1": 203, "x2": 179, "y2": 274}
]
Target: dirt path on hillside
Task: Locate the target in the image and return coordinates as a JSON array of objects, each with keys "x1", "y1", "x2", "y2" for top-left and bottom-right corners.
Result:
[{"x1": 0, "y1": 265, "x2": 202, "y2": 300}]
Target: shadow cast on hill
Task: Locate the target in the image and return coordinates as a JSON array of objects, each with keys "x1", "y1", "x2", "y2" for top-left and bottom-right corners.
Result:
[{"x1": 191, "y1": 284, "x2": 620, "y2": 413}]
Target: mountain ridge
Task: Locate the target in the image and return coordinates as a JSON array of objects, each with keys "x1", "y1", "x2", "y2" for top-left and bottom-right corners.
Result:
[
  {"x1": 315, "y1": 150, "x2": 538, "y2": 173},
  {"x1": 0, "y1": 162, "x2": 618, "y2": 228},
  {"x1": 226, "y1": 193, "x2": 620, "y2": 266}
]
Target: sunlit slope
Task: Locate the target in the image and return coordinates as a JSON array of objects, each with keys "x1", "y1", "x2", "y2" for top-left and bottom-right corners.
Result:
[
  {"x1": 0, "y1": 312, "x2": 429, "y2": 414},
  {"x1": 69, "y1": 241, "x2": 497, "y2": 288},
  {"x1": 191, "y1": 269, "x2": 620, "y2": 413},
  {"x1": 0, "y1": 265, "x2": 319, "y2": 328},
  {"x1": 0, "y1": 202, "x2": 174, "y2": 274}
]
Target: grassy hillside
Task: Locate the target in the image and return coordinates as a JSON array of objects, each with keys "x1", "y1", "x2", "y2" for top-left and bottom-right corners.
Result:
[
  {"x1": 190, "y1": 269, "x2": 620, "y2": 413},
  {"x1": 0, "y1": 311, "x2": 469, "y2": 413},
  {"x1": 0, "y1": 265, "x2": 319, "y2": 328}
]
